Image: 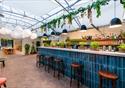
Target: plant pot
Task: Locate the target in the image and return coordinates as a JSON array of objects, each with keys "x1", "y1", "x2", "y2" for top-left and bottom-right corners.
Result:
[
  {"x1": 91, "y1": 48, "x2": 99, "y2": 51},
  {"x1": 118, "y1": 48, "x2": 125, "y2": 53},
  {"x1": 66, "y1": 46, "x2": 72, "y2": 49},
  {"x1": 78, "y1": 46, "x2": 85, "y2": 50}
]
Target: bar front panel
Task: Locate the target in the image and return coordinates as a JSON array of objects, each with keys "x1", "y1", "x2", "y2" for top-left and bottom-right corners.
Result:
[{"x1": 38, "y1": 48, "x2": 125, "y2": 88}]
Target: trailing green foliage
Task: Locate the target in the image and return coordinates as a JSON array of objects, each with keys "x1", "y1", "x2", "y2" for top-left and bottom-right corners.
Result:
[
  {"x1": 30, "y1": 45, "x2": 36, "y2": 54},
  {"x1": 40, "y1": 0, "x2": 110, "y2": 31},
  {"x1": 24, "y1": 44, "x2": 30, "y2": 55}
]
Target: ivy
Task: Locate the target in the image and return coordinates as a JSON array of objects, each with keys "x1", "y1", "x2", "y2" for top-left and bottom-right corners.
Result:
[
  {"x1": 40, "y1": 0, "x2": 110, "y2": 30},
  {"x1": 67, "y1": 14, "x2": 73, "y2": 24},
  {"x1": 57, "y1": 18, "x2": 61, "y2": 28}
]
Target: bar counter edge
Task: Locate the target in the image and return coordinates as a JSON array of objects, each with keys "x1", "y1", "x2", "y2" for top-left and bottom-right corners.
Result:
[{"x1": 38, "y1": 47, "x2": 125, "y2": 88}]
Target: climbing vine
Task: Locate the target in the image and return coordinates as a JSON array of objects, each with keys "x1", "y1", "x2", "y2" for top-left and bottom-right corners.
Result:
[{"x1": 41, "y1": 0, "x2": 110, "y2": 31}]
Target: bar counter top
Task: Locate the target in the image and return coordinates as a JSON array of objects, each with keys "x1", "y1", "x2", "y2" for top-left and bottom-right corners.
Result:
[{"x1": 39, "y1": 47, "x2": 125, "y2": 57}]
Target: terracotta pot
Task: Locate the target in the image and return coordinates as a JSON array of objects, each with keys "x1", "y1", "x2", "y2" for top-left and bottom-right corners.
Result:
[
  {"x1": 67, "y1": 46, "x2": 72, "y2": 49},
  {"x1": 91, "y1": 48, "x2": 99, "y2": 51},
  {"x1": 78, "y1": 46, "x2": 85, "y2": 50},
  {"x1": 119, "y1": 48, "x2": 125, "y2": 53}
]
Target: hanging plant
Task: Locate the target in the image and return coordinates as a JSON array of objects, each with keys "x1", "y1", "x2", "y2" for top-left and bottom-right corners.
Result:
[
  {"x1": 78, "y1": 7, "x2": 86, "y2": 13},
  {"x1": 67, "y1": 14, "x2": 73, "y2": 24},
  {"x1": 93, "y1": 1, "x2": 101, "y2": 18},
  {"x1": 48, "y1": 23, "x2": 52, "y2": 29},
  {"x1": 40, "y1": 0, "x2": 110, "y2": 30},
  {"x1": 87, "y1": 5, "x2": 92, "y2": 23},
  {"x1": 57, "y1": 18, "x2": 61, "y2": 28},
  {"x1": 123, "y1": 3, "x2": 125, "y2": 9},
  {"x1": 52, "y1": 19, "x2": 57, "y2": 28}
]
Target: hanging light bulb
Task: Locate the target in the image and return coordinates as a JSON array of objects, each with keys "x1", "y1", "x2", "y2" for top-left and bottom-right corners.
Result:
[
  {"x1": 30, "y1": 33, "x2": 37, "y2": 39},
  {"x1": 0, "y1": 27, "x2": 6, "y2": 34},
  {"x1": 11, "y1": 26, "x2": 24, "y2": 39},
  {"x1": 23, "y1": 29, "x2": 32, "y2": 38}
]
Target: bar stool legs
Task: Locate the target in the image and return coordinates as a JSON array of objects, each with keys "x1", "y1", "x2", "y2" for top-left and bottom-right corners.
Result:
[
  {"x1": 70, "y1": 63, "x2": 82, "y2": 88},
  {"x1": 53, "y1": 59, "x2": 64, "y2": 80},
  {"x1": 98, "y1": 70, "x2": 118, "y2": 88}
]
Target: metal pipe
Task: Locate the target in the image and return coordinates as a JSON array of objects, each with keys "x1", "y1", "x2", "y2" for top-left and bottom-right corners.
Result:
[
  {"x1": 54, "y1": 0, "x2": 81, "y2": 27},
  {"x1": 2, "y1": 21, "x2": 29, "y2": 28},
  {"x1": 2, "y1": 10, "x2": 40, "y2": 22},
  {"x1": 64, "y1": 0, "x2": 81, "y2": 26},
  {"x1": 27, "y1": 0, "x2": 80, "y2": 29},
  {"x1": 4, "y1": 17, "x2": 32, "y2": 26}
]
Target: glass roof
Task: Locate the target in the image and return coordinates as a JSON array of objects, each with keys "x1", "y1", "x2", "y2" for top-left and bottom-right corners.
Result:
[{"x1": 0, "y1": 0, "x2": 123, "y2": 35}]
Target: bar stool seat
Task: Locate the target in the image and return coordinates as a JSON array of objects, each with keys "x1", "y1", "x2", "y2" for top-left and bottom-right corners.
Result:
[
  {"x1": 71, "y1": 63, "x2": 81, "y2": 68},
  {"x1": 98, "y1": 70, "x2": 118, "y2": 88},
  {"x1": 99, "y1": 70, "x2": 118, "y2": 80}
]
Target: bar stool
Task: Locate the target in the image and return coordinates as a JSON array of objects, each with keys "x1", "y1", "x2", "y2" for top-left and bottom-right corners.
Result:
[
  {"x1": 36, "y1": 54, "x2": 44, "y2": 67},
  {"x1": 0, "y1": 78, "x2": 7, "y2": 88},
  {"x1": 44, "y1": 56, "x2": 54, "y2": 73},
  {"x1": 53, "y1": 58, "x2": 65, "y2": 80},
  {"x1": 98, "y1": 70, "x2": 118, "y2": 88},
  {"x1": 70, "y1": 63, "x2": 82, "y2": 88}
]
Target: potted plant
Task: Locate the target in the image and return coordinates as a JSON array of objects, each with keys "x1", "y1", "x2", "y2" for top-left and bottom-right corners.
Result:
[
  {"x1": 24, "y1": 44, "x2": 30, "y2": 55},
  {"x1": 44, "y1": 43, "x2": 50, "y2": 47},
  {"x1": 58, "y1": 42, "x2": 66, "y2": 48},
  {"x1": 121, "y1": 32, "x2": 125, "y2": 39},
  {"x1": 118, "y1": 43, "x2": 125, "y2": 53},
  {"x1": 66, "y1": 42, "x2": 72, "y2": 49},
  {"x1": 79, "y1": 42, "x2": 86, "y2": 49},
  {"x1": 50, "y1": 42, "x2": 56, "y2": 47},
  {"x1": 90, "y1": 42, "x2": 99, "y2": 51},
  {"x1": 30, "y1": 42, "x2": 36, "y2": 54}
]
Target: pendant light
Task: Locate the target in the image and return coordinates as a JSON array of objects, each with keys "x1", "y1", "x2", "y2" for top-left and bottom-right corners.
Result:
[
  {"x1": 62, "y1": 29, "x2": 67, "y2": 33},
  {"x1": 51, "y1": 31, "x2": 55, "y2": 35},
  {"x1": 62, "y1": 29, "x2": 68, "y2": 35},
  {"x1": 43, "y1": 33, "x2": 48, "y2": 37},
  {"x1": 110, "y1": 0, "x2": 122, "y2": 28},
  {"x1": 80, "y1": 25, "x2": 87, "y2": 32}
]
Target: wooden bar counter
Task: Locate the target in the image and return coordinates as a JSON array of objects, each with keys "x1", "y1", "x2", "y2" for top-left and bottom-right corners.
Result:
[{"x1": 38, "y1": 47, "x2": 125, "y2": 88}]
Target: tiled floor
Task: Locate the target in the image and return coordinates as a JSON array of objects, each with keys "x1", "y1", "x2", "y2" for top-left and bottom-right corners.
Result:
[{"x1": 0, "y1": 54, "x2": 87, "y2": 88}]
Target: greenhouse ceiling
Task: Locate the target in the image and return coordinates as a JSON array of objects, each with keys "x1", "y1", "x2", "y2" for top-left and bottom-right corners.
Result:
[{"x1": 0, "y1": 0, "x2": 124, "y2": 35}]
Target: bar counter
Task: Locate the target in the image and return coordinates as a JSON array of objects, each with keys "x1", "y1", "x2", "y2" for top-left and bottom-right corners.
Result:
[{"x1": 38, "y1": 47, "x2": 125, "y2": 88}]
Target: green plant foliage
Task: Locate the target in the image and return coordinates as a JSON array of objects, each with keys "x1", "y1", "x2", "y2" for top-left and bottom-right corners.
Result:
[
  {"x1": 90, "y1": 42, "x2": 99, "y2": 49},
  {"x1": 57, "y1": 18, "x2": 61, "y2": 28},
  {"x1": 30, "y1": 45, "x2": 36, "y2": 54},
  {"x1": 40, "y1": 0, "x2": 110, "y2": 30},
  {"x1": 24, "y1": 44, "x2": 30, "y2": 55},
  {"x1": 58, "y1": 42, "x2": 66, "y2": 47},
  {"x1": 67, "y1": 14, "x2": 73, "y2": 24},
  {"x1": 79, "y1": 42, "x2": 86, "y2": 46},
  {"x1": 44, "y1": 43, "x2": 50, "y2": 47},
  {"x1": 50, "y1": 42, "x2": 56, "y2": 47},
  {"x1": 118, "y1": 43, "x2": 125, "y2": 49}
]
